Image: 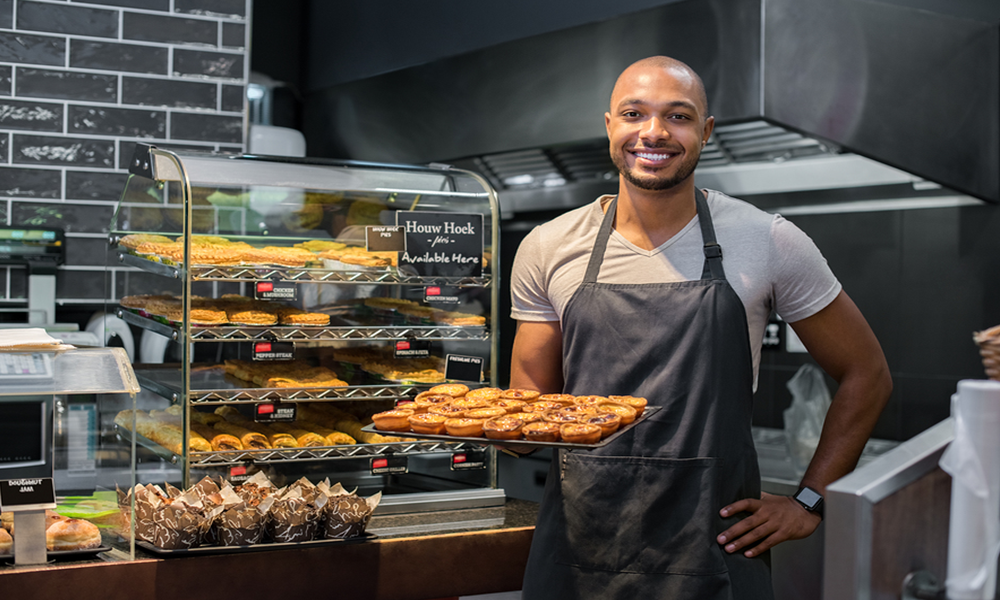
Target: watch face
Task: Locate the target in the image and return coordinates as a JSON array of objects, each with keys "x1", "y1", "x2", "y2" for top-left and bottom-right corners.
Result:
[{"x1": 796, "y1": 487, "x2": 823, "y2": 509}]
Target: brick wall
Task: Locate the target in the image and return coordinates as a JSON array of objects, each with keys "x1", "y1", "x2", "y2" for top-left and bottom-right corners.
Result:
[{"x1": 0, "y1": 0, "x2": 249, "y2": 314}]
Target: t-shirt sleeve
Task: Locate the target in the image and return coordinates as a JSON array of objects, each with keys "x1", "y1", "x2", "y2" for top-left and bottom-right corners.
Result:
[
  {"x1": 769, "y1": 215, "x2": 842, "y2": 323},
  {"x1": 510, "y1": 227, "x2": 560, "y2": 322}
]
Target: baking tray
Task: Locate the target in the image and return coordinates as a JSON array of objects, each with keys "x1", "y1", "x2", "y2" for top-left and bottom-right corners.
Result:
[
  {"x1": 136, "y1": 532, "x2": 376, "y2": 557},
  {"x1": 2, "y1": 546, "x2": 112, "y2": 562},
  {"x1": 360, "y1": 405, "x2": 660, "y2": 450}
]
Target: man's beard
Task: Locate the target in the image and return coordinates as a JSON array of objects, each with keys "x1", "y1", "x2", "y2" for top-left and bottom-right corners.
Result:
[{"x1": 611, "y1": 146, "x2": 700, "y2": 191}]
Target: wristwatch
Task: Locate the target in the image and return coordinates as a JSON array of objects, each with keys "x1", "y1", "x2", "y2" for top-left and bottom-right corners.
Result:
[{"x1": 793, "y1": 486, "x2": 824, "y2": 519}]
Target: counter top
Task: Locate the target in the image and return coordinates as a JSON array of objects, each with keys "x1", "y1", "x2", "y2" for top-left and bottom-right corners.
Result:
[{"x1": 1, "y1": 498, "x2": 538, "y2": 600}]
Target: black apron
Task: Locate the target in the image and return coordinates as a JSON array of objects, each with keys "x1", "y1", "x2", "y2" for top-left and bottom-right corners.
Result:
[{"x1": 521, "y1": 190, "x2": 774, "y2": 600}]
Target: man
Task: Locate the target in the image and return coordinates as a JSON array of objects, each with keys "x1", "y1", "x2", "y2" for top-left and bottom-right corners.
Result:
[{"x1": 509, "y1": 56, "x2": 892, "y2": 599}]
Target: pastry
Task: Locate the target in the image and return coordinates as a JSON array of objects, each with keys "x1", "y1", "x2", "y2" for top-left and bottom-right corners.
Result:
[
  {"x1": 408, "y1": 413, "x2": 448, "y2": 435},
  {"x1": 268, "y1": 422, "x2": 327, "y2": 447},
  {"x1": 453, "y1": 397, "x2": 491, "y2": 411},
  {"x1": 294, "y1": 421, "x2": 356, "y2": 445},
  {"x1": 45, "y1": 518, "x2": 102, "y2": 551},
  {"x1": 213, "y1": 421, "x2": 272, "y2": 449},
  {"x1": 413, "y1": 393, "x2": 455, "y2": 410},
  {"x1": 574, "y1": 395, "x2": 609, "y2": 407},
  {"x1": 501, "y1": 389, "x2": 541, "y2": 402},
  {"x1": 427, "y1": 404, "x2": 466, "y2": 418},
  {"x1": 518, "y1": 411, "x2": 543, "y2": 424},
  {"x1": 523, "y1": 401, "x2": 565, "y2": 414},
  {"x1": 189, "y1": 409, "x2": 223, "y2": 427},
  {"x1": 538, "y1": 394, "x2": 577, "y2": 405},
  {"x1": 372, "y1": 409, "x2": 414, "y2": 432},
  {"x1": 522, "y1": 421, "x2": 560, "y2": 442},
  {"x1": 558, "y1": 405, "x2": 599, "y2": 418},
  {"x1": 444, "y1": 417, "x2": 485, "y2": 437},
  {"x1": 464, "y1": 407, "x2": 507, "y2": 420},
  {"x1": 582, "y1": 412, "x2": 622, "y2": 438},
  {"x1": 465, "y1": 387, "x2": 503, "y2": 402},
  {"x1": 560, "y1": 423, "x2": 602, "y2": 444},
  {"x1": 483, "y1": 415, "x2": 524, "y2": 440},
  {"x1": 276, "y1": 307, "x2": 330, "y2": 326},
  {"x1": 191, "y1": 422, "x2": 242, "y2": 451},
  {"x1": 0, "y1": 527, "x2": 11, "y2": 555},
  {"x1": 224, "y1": 307, "x2": 277, "y2": 326},
  {"x1": 490, "y1": 398, "x2": 526, "y2": 413},
  {"x1": 429, "y1": 383, "x2": 469, "y2": 397},
  {"x1": 542, "y1": 410, "x2": 581, "y2": 424},
  {"x1": 598, "y1": 403, "x2": 637, "y2": 425},
  {"x1": 609, "y1": 395, "x2": 648, "y2": 416},
  {"x1": 118, "y1": 233, "x2": 173, "y2": 249}
]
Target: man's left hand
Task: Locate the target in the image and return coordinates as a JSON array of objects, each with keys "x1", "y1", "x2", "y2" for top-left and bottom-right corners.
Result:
[{"x1": 716, "y1": 492, "x2": 822, "y2": 557}]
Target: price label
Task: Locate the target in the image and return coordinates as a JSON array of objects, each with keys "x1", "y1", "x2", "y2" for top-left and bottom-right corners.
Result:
[
  {"x1": 0, "y1": 477, "x2": 56, "y2": 511},
  {"x1": 255, "y1": 281, "x2": 297, "y2": 301},
  {"x1": 254, "y1": 403, "x2": 296, "y2": 423},
  {"x1": 365, "y1": 226, "x2": 406, "y2": 252},
  {"x1": 371, "y1": 456, "x2": 408, "y2": 475},
  {"x1": 227, "y1": 465, "x2": 259, "y2": 484},
  {"x1": 424, "y1": 286, "x2": 461, "y2": 305},
  {"x1": 394, "y1": 339, "x2": 431, "y2": 359},
  {"x1": 450, "y1": 449, "x2": 486, "y2": 471},
  {"x1": 396, "y1": 211, "x2": 483, "y2": 277},
  {"x1": 252, "y1": 341, "x2": 294, "y2": 361},
  {"x1": 445, "y1": 354, "x2": 484, "y2": 383}
]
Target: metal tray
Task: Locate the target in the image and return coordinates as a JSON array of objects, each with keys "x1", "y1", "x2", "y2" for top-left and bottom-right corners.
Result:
[
  {"x1": 136, "y1": 532, "x2": 376, "y2": 557},
  {"x1": 360, "y1": 405, "x2": 660, "y2": 450},
  {"x1": 2, "y1": 545, "x2": 112, "y2": 562}
]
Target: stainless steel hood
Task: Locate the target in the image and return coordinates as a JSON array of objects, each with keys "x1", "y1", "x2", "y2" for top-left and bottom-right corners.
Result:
[{"x1": 304, "y1": 0, "x2": 999, "y2": 205}]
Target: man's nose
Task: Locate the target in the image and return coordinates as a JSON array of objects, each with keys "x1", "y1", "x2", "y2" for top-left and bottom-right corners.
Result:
[{"x1": 640, "y1": 116, "x2": 671, "y2": 141}]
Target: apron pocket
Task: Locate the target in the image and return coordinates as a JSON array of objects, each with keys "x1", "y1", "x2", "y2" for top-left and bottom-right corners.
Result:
[{"x1": 554, "y1": 453, "x2": 728, "y2": 576}]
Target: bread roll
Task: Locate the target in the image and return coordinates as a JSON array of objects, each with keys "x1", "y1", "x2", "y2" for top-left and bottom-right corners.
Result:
[
  {"x1": 191, "y1": 422, "x2": 242, "y2": 451},
  {"x1": 0, "y1": 527, "x2": 11, "y2": 555},
  {"x1": 46, "y1": 518, "x2": 102, "y2": 551},
  {"x1": 213, "y1": 421, "x2": 271, "y2": 449}
]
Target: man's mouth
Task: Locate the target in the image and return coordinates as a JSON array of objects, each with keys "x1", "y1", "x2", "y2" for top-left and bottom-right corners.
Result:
[{"x1": 629, "y1": 149, "x2": 678, "y2": 163}]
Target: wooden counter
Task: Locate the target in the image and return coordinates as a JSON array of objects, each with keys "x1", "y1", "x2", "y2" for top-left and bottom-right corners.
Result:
[{"x1": 1, "y1": 499, "x2": 537, "y2": 600}]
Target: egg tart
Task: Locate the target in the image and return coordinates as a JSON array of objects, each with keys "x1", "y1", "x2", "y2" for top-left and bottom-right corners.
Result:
[
  {"x1": 542, "y1": 410, "x2": 581, "y2": 424},
  {"x1": 574, "y1": 395, "x2": 609, "y2": 407},
  {"x1": 598, "y1": 403, "x2": 637, "y2": 425},
  {"x1": 452, "y1": 397, "x2": 491, "y2": 411},
  {"x1": 414, "y1": 393, "x2": 455, "y2": 410},
  {"x1": 538, "y1": 394, "x2": 576, "y2": 406},
  {"x1": 408, "y1": 412, "x2": 448, "y2": 435},
  {"x1": 484, "y1": 415, "x2": 524, "y2": 440},
  {"x1": 464, "y1": 407, "x2": 507, "y2": 420},
  {"x1": 491, "y1": 398, "x2": 526, "y2": 413},
  {"x1": 445, "y1": 417, "x2": 485, "y2": 437},
  {"x1": 428, "y1": 404, "x2": 466, "y2": 418},
  {"x1": 372, "y1": 409, "x2": 414, "y2": 432},
  {"x1": 501, "y1": 388, "x2": 541, "y2": 402},
  {"x1": 466, "y1": 387, "x2": 503, "y2": 402},
  {"x1": 430, "y1": 383, "x2": 470, "y2": 397},
  {"x1": 609, "y1": 395, "x2": 648, "y2": 416},
  {"x1": 582, "y1": 412, "x2": 622, "y2": 438},
  {"x1": 560, "y1": 423, "x2": 602, "y2": 444},
  {"x1": 523, "y1": 401, "x2": 565, "y2": 414},
  {"x1": 522, "y1": 421, "x2": 560, "y2": 442}
]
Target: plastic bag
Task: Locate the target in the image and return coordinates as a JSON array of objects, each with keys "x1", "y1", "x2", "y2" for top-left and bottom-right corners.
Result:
[{"x1": 783, "y1": 364, "x2": 832, "y2": 476}]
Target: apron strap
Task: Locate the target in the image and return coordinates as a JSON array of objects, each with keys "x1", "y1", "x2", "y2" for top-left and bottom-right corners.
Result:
[
  {"x1": 582, "y1": 190, "x2": 725, "y2": 284},
  {"x1": 696, "y1": 188, "x2": 726, "y2": 281}
]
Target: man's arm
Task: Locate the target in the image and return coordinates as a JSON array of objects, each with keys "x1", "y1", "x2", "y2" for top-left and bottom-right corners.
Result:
[
  {"x1": 509, "y1": 320, "x2": 564, "y2": 393},
  {"x1": 717, "y1": 290, "x2": 892, "y2": 557}
]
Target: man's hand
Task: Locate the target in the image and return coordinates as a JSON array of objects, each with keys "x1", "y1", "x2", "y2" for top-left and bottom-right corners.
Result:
[{"x1": 716, "y1": 492, "x2": 821, "y2": 557}]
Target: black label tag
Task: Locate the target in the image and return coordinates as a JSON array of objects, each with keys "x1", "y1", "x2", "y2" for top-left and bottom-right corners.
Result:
[
  {"x1": 394, "y1": 339, "x2": 431, "y2": 359},
  {"x1": 396, "y1": 211, "x2": 483, "y2": 277},
  {"x1": 451, "y1": 449, "x2": 486, "y2": 471},
  {"x1": 255, "y1": 281, "x2": 297, "y2": 301},
  {"x1": 254, "y1": 403, "x2": 296, "y2": 423},
  {"x1": 423, "y1": 285, "x2": 461, "y2": 305},
  {"x1": 371, "y1": 455, "x2": 408, "y2": 475},
  {"x1": 252, "y1": 341, "x2": 294, "y2": 361},
  {"x1": 365, "y1": 226, "x2": 406, "y2": 252},
  {"x1": 762, "y1": 320, "x2": 781, "y2": 350},
  {"x1": 445, "y1": 354, "x2": 484, "y2": 383},
  {"x1": 0, "y1": 477, "x2": 56, "y2": 511},
  {"x1": 226, "y1": 464, "x2": 259, "y2": 484}
]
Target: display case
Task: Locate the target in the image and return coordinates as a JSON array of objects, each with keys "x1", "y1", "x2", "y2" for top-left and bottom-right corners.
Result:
[{"x1": 106, "y1": 146, "x2": 502, "y2": 544}]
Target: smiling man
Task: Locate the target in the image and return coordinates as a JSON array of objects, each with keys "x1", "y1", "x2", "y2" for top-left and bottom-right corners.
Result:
[{"x1": 509, "y1": 56, "x2": 891, "y2": 599}]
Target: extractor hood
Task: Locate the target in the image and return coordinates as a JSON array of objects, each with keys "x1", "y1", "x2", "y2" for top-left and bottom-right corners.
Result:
[{"x1": 304, "y1": 0, "x2": 999, "y2": 205}]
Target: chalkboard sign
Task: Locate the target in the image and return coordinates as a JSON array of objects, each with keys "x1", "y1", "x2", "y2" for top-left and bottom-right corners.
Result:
[
  {"x1": 395, "y1": 211, "x2": 483, "y2": 277},
  {"x1": 445, "y1": 354, "x2": 484, "y2": 383},
  {"x1": 0, "y1": 477, "x2": 56, "y2": 511}
]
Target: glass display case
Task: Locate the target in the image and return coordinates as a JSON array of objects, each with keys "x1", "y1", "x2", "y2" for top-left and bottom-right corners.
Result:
[{"x1": 106, "y1": 145, "x2": 502, "y2": 540}]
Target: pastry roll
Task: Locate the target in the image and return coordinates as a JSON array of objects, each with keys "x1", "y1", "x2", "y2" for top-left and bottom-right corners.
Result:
[
  {"x1": 295, "y1": 420, "x2": 356, "y2": 445},
  {"x1": 213, "y1": 421, "x2": 271, "y2": 449},
  {"x1": 268, "y1": 422, "x2": 327, "y2": 447},
  {"x1": 213, "y1": 406, "x2": 296, "y2": 447},
  {"x1": 191, "y1": 422, "x2": 242, "y2": 451},
  {"x1": 189, "y1": 409, "x2": 223, "y2": 427}
]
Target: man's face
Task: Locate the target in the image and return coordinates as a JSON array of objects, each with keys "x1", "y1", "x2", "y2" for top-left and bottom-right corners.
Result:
[{"x1": 605, "y1": 66, "x2": 714, "y2": 192}]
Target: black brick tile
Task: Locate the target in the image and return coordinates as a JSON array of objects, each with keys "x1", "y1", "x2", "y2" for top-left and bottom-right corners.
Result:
[
  {"x1": 117, "y1": 140, "x2": 214, "y2": 169},
  {"x1": 221, "y1": 22, "x2": 245, "y2": 49},
  {"x1": 10, "y1": 268, "x2": 26, "y2": 299},
  {"x1": 12, "y1": 200, "x2": 115, "y2": 233},
  {"x1": 0, "y1": 99, "x2": 63, "y2": 132},
  {"x1": 0, "y1": 166, "x2": 60, "y2": 197},
  {"x1": 122, "y1": 76, "x2": 215, "y2": 109},
  {"x1": 170, "y1": 112, "x2": 242, "y2": 143},
  {"x1": 17, "y1": 68, "x2": 117, "y2": 102},
  {"x1": 66, "y1": 171, "x2": 128, "y2": 201},
  {"x1": 174, "y1": 0, "x2": 245, "y2": 19},
  {"x1": 72, "y1": 0, "x2": 168, "y2": 10},
  {"x1": 56, "y1": 268, "x2": 108, "y2": 299},
  {"x1": 70, "y1": 40, "x2": 168, "y2": 75},
  {"x1": 0, "y1": 134, "x2": 7, "y2": 161},
  {"x1": 0, "y1": 66, "x2": 11, "y2": 96},
  {"x1": 13, "y1": 134, "x2": 115, "y2": 168},
  {"x1": 173, "y1": 49, "x2": 244, "y2": 79},
  {"x1": 0, "y1": 0, "x2": 12, "y2": 29},
  {"x1": 18, "y1": 1, "x2": 118, "y2": 38},
  {"x1": 0, "y1": 32, "x2": 65, "y2": 66},
  {"x1": 69, "y1": 105, "x2": 165, "y2": 138},
  {"x1": 220, "y1": 84, "x2": 243, "y2": 112},
  {"x1": 64, "y1": 236, "x2": 109, "y2": 266},
  {"x1": 123, "y1": 12, "x2": 216, "y2": 46}
]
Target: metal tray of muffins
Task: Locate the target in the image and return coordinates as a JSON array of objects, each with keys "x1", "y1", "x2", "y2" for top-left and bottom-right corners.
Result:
[
  {"x1": 359, "y1": 406, "x2": 660, "y2": 450},
  {"x1": 135, "y1": 532, "x2": 376, "y2": 557}
]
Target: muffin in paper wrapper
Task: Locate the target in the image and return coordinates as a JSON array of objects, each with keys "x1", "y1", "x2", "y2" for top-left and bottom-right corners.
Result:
[
  {"x1": 974, "y1": 325, "x2": 1000, "y2": 381},
  {"x1": 214, "y1": 484, "x2": 276, "y2": 547},
  {"x1": 266, "y1": 478, "x2": 328, "y2": 543},
  {"x1": 320, "y1": 481, "x2": 381, "y2": 539},
  {"x1": 118, "y1": 484, "x2": 222, "y2": 549}
]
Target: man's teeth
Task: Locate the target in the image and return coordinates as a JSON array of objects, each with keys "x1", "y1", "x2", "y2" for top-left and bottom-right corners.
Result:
[{"x1": 635, "y1": 152, "x2": 671, "y2": 160}]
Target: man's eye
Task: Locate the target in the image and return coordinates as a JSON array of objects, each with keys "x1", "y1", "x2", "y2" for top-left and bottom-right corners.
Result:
[
  {"x1": 622, "y1": 111, "x2": 640, "y2": 118},
  {"x1": 668, "y1": 114, "x2": 690, "y2": 120}
]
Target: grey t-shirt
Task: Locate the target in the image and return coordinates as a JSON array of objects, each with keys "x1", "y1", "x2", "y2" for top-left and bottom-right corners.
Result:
[{"x1": 510, "y1": 190, "x2": 842, "y2": 384}]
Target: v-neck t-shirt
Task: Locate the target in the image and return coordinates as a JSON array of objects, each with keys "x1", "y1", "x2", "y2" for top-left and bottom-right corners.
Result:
[{"x1": 510, "y1": 190, "x2": 842, "y2": 384}]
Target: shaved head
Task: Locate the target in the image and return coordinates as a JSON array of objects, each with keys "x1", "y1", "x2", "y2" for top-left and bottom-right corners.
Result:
[{"x1": 611, "y1": 56, "x2": 709, "y2": 116}]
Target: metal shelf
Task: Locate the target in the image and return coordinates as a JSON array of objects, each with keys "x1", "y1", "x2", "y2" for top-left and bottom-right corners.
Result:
[
  {"x1": 117, "y1": 251, "x2": 492, "y2": 287},
  {"x1": 135, "y1": 366, "x2": 433, "y2": 405},
  {"x1": 189, "y1": 440, "x2": 483, "y2": 467},
  {"x1": 118, "y1": 308, "x2": 489, "y2": 342}
]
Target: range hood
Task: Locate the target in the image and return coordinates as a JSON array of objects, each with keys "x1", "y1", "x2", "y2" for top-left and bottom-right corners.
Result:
[{"x1": 305, "y1": 0, "x2": 999, "y2": 207}]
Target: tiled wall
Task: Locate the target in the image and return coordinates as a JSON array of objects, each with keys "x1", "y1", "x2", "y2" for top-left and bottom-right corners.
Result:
[{"x1": 0, "y1": 0, "x2": 249, "y2": 312}]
